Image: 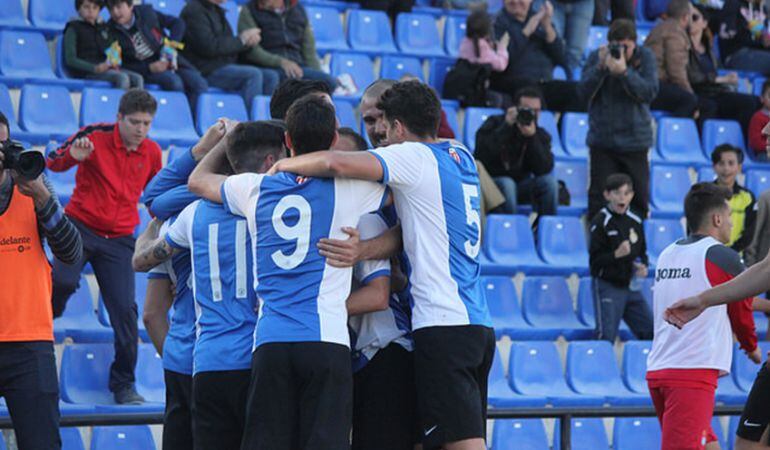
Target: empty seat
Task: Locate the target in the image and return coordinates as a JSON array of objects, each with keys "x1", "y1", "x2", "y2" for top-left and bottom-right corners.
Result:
[
  {"x1": 330, "y1": 53, "x2": 376, "y2": 97},
  {"x1": 585, "y1": 26, "x2": 609, "y2": 55},
  {"x1": 483, "y1": 276, "x2": 560, "y2": 340},
  {"x1": 380, "y1": 55, "x2": 423, "y2": 81},
  {"x1": 28, "y1": 0, "x2": 75, "y2": 33},
  {"x1": 148, "y1": 91, "x2": 200, "y2": 146},
  {"x1": 482, "y1": 215, "x2": 554, "y2": 275},
  {"x1": 61, "y1": 428, "x2": 85, "y2": 450},
  {"x1": 395, "y1": 13, "x2": 445, "y2": 57},
  {"x1": 698, "y1": 165, "x2": 716, "y2": 182},
  {"x1": 0, "y1": 0, "x2": 30, "y2": 29},
  {"x1": 613, "y1": 417, "x2": 661, "y2": 450},
  {"x1": 250, "y1": 94, "x2": 271, "y2": 120},
  {"x1": 656, "y1": 117, "x2": 708, "y2": 165},
  {"x1": 566, "y1": 341, "x2": 650, "y2": 405},
  {"x1": 489, "y1": 348, "x2": 548, "y2": 407},
  {"x1": 333, "y1": 98, "x2": 357, "y2": 129},
  {"x1": 716, "y1": 366, "x2": 748, "y2": 405},
  {"x1": 553, "y1": 160, "x2": 588, "y2": 214},
  {"x1": 45, "y1": 158, "x2": 77, "y2": 205},
  {"x1": 644, "y1": 218, "x2": 684, "y2": 267},
  {"x1": 306, "y1": 6, "x2": 348, "y2": 51},
  {"x1": 19, "y1": 84, "x2": 78, "y2": 142},
  {"x1": 53, "y1": 276, "x2": 113, "y2": 343},
  {"x1": 80, "y1": 87, "x2": 123, "y2": 126},
  {"x1": 650, "y1": 164, "x2": 691, "y2": 218},
  {"x1": 464, "y1": 107, "x2": 502, "y2": 152},
  {"x1": 622, "y1": 341, "x2": 652, "y2": 394},
  {"x1": 0, "y1": 30, "x2": 81, "y2": 89},
  {"x1": 733, "y1": 342, "x2": 768, "y2": 391},
  {"x1": 91, "y1": 426, "x2": 156, "y2": 450},
  {"x1": 537, "y1": 216, "x2": 589, "y2": 275},
  {"x1": 521, "y1": 277, "x2": 593, "y2": 340},
  {"x1": 560, "y1": 112, "x2": 589, "y2": 158},
  {"x1": 491, "y1": 419, "x2": 549, "y2": 450},
  {"x1": 144, "y1": 0, "x2": 186, "y2": 17},
  {"x1": 746, "y1": 169, "x2": 770, "y2": 197},
  {"x1": 196, "y1": 92, "x2": 249, "y2": 135},
  {"x1": 539, "y1": 110, "x2": 568, "y2": 159},
  {"x1": 427, "y1": 57, "x2": 455, "y2": 96},
  {"x1": 444, "y1": 15, "x2": 466, "y2": 58},
  {"x1": 347, "y1": 10, "x2": 397, "y2": 54},
  {"x1": 553, "y1": 418, "x2": 610, "y2": 450},
  {"x1": 508, "y1": 341, "x2": 605, "y2": 406}
]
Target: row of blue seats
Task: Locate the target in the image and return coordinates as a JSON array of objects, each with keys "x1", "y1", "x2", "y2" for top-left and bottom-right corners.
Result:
[{"x1": 0, "y1": 425, "x2": 157, "y2": 450}]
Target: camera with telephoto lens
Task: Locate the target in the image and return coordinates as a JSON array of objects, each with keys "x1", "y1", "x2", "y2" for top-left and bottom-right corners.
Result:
[
  {"x1": 516, "y1": 107, "x2": 535, "y2": 126},
  {"x1": 609, "y1": 43, "x2": 625, "y2": 59},
  {"x1": 1, "y1": 140, "x2": 45, "y2": 180}
]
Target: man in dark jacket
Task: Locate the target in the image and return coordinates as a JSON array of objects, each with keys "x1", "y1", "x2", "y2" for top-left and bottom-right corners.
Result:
[
  {"x1": 475, "y1": 86, "x2": 558, "y2": 217},
  {"x1": 107, "y1": 0, "x2": 207, "y2": 109},
  {"x1": 181, "y1": 0, "x2": 280, "y2": 109},
  {"x1": 580, "y1": 18, "x2": 658, "y2": 219}
]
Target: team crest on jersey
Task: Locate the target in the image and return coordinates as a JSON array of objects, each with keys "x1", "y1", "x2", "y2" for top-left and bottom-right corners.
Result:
[
  {"x1": 448, "y1": 148, "x2": 461, "y2": 163},
  {"x1": 629, "y1": 228, "x2": 638, "y2": 244},
  {"x1": 296, "y1": 176, "x2": 308, "y2": 184}
]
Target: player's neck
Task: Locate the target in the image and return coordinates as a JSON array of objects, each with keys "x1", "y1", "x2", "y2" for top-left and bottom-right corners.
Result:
[{"x1": 692, "y1": 228, "x2": 722, "y2": 243}]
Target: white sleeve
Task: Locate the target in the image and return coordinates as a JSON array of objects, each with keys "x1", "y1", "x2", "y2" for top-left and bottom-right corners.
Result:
[
  {"x1": 368, "y1": 142, "x2": 429, "y2": 191},
  {"x1": 353, "y1": 214, "x2": 391, "y2": 285},
  {"x1": 222, "y1": 173, "x2": 263, "y2": 218},
  {"x1": 336, "y1": 178, "x2": 387, "y2": 217},
  {"x1": 165, "y1": 201, "x2": 197, "y2": 250},
  {"x1": 149, "y1": 259, "x2": 176, "y2": 285}
]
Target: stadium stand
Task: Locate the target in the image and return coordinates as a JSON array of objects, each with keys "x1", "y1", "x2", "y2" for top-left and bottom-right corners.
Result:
[
  {"x1": 536, "y1": 216, "x2": 590, "y2": 275},
  {"x1": 28, "y1": 0, "x2": 73, "y2": 36},
  {"x1": 0, "y1": 30, "x2": 82, "y2": 89},
  {"x1": 53, "y1": 277, "x2": 113, "y2": 344},
  {"x1": 0, "y1": 0, "x2": 32, "y2": 30},
  {"x1": 330, "y1": 52, "x2": 376, "y2": 96},
  {"x1": 250, "y1": 95, "x2": 271, "y2": 121},
  {"x1": 61, "y1": 427, "x2": 85, "y2": 450},
  {"x1": 701, "y1": 119, "x2": 756, "y2": 167},
  {"x1": 395, "y1": 13, "x2": 444, "y2": 57},
  {"x1": 575, "y1": 278, "x2": 634, "y2": 341},
  {"x1": 91, "y1": 426, "x2": 156, "y2": 450},
  {"x1": 332, "y1": 98, "x2": 358, "y2": 129},
  {"x1": 488, "y1": 348, "x2": 549, "y2": 407},
  {"x1": 613, "y1": 417, "x2": 662, "y2": 450},
  {"x1": 427, "y1": 57, "x2": 454, "y2": 96},
  {"x1": 19, "y1": 83, "x2": 78, "y2": 142},
  {"x1": 482, "y1": 215, "x2": 556, "y2": 275},
  {"x1": 443, "y1": 15, "x2": 466, "y2": 58},
  {"x1": 538, "y1": 110, "x2": 569, "y2": 159},
  {"x1": 491, "y1": 419, "x2": 550, "y2": 450},
  {"x1": 650, "y1": 164, "x2": 691, "y2": 218},
  {"x1": 195, "y1": 92, "x2": 249, "y2": 136},
  {"x1": 560, "y1": 112, "x2": 589, "y2": 159},
  {"x1": 306, "y1": 6, "x2": 349, "y2": 52},
  {"x1": 79, "y1": 87, "x2": 123, "y2": 126},
  {"x1": 552, "y1": 418, "x2": 611, "y2": 450},
  {"x1": 644, "y1": 218, "x2": 685, "y2": 267},
  {"x1": 621, "y1": 341, "x2": 652, "y2": 394},
  {"x1": 521, "y1": 277, "x2": 593, "y2": 340},
  {"x1": 380, "y1": 55, "x2": 424, "y2": 81},
  {"x1": 656, "y1": 117, "x2": 708, "y2": 165},
  {"x1": 145, "y1": 0, "x2": 187, "y2": 17},
  {"x1": 746, "y1": 168, "x2": 770, "y2": 197},
  {"x1": 347, "y1": 10, "x2": 397, "y2": 54},
  {"x1": 483, "y1": 276, "x2": 560, "y2": 340},
  {"x1": 464, "y1": 107, "x2": 502, "y2": 153},
  {"x1": 149, "y1": 90, "x2": 200, "y2": 147},
  {"x1": 553, "y1": 160, "x2": 588, "y2": 214}
]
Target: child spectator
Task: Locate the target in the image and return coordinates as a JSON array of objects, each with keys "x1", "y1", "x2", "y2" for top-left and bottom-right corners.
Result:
[
  {"x1": 63, "y1": 0, "x2": 143, "y2": 89},
  {"x1": 589, "y1": 173, "x2": 653, "y2": 342},
  {"x1": 711, "y1": 144, "x2": 757, "y2": 252},
  {"x1": 748, "y1": 79, "x2": 770, "y2": 160},
  {"x1": 459, "y1": 10, "x2": 510, "y2": 72}
]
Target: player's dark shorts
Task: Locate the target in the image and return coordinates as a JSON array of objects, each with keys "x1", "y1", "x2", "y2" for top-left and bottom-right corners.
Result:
[
  {"x1": 352, "y1": 342, "x2": 419, "y2": 450},
  {"x1": 737, "y1": 362, "x2": 770, "y2": 443},
  {"x1": 163, "y1": 370, "x2": 194, "y2": 450},
  {"x1": 413, "y1": 325, "x2": 496, "y2": 449},
  {"x1": 193, "y1": 369, "x2": 251, "y2": 450},
  {"x1": 240, "y1": 342, "x2": 352, "y2": 450}
]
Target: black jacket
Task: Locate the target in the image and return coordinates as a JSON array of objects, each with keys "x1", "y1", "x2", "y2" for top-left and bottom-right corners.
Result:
[
  {"x1": 109, "y1": 5, "x2": 185, "y2": 76},
  {"x1": 718, "y1": 0, "x2": 766, "y2": 62},
  {"x1": 246, "y1": 1, "x2": 308, "y2": 65},
  {"x1": 63, "y1": 19, "x2": 115, "y2": 77},
  {"x1": 181, "y1": 0, "x2": 247, "y2": 75},
  {"x1": 474, "y1": 114, "x2": 554, "y2": 182},
  {"x1": 589, "y1": 206, "x2": 648, "y2": 287}
]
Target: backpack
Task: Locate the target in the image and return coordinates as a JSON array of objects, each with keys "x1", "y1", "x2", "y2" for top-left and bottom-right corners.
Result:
[{"x1": 442, "y1": 59, "x2": 491, "y2": 107}]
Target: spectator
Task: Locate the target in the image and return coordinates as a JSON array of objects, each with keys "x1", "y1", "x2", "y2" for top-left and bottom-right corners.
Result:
[
  {"x1": 589, "y1": 173, "x2": 653, "y2": 342},
  {"x1": 711, "y1": 144, "x2": 756, "y2": 252},
  {"x1": 475, "y1": 86, "x2": 558, "y2": 217},
  {"x1": 360, "y1": 0, "x2": 412, "y2": 23},
  {"x1": 581, "y1": 18, "x2": 658, "y2": 219},
  {"x1": 268, "y1": 78, "x2": 332, "y2": 121},
  {"x1": 460, "y1": 10, "x2": 510, "y2": 72},
  {"x1": 644, "y1": 0, "x2": 698, "y2": 118},
  {"x1": 552, "y1": 0, "x2": 595, "y2": 71},
  {"x1": 592, "y1": 0, "x2": 633, "y2": 26},
  {"x1": 748, "y1": 79, "x2": 770, "y2": 160},
  {"x1": 717, "y1": 0, "x2": 770, "y2": 75},
  {"x1": 238, "y1": 0, "x2": 337, "y2": 91},
  {"x1": 106, "y1": 0, "x2": 208, "y2": 109},
  {"x1": 64, "y1": 0, "x2": 143, "y2": 89},
  {"x1": 0, "y1": 113, "x2": 82, "y2": 450},
  {"x1": 47, "y1": 89, "x2": 163, "y2": 405},
  {"x1": 181, "y1": 0, "x2": 280, "y2": 109}
]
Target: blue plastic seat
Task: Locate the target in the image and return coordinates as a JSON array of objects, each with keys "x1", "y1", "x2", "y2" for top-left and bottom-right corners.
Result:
[
  {"x1": 144, "y1": 0, "x2": 187, "y2": 17},
  {"x1": 0, "y1": 30, "x2": 82, "y2": 89},
  {"x1": 0, "y1": 83, "x2": 47, "y2": 143},
  {"x1": 613, "y1": 417, "x2": 661, "y2": 450},
  {"x1": 222, "y1": 1, "x2": 240, "y2": 32},
  {"x1": 746, "y1": 169, "x2": 770, "y2": 197},
  {"x1": 250, "y1": 94, "x2": 271, "y2": 120},
  {"x1": 575, "y1": 278, "x2": 634, "y2": 340},
  {"x1": 637, "y1": 24, "x2": 653, "y2": 44},
  {"x1": 444, "y1": 15, "x2": 466, "y2": 58},
  {"x1": 656, "y1": 117, "x2": 708, "y2": 165},
  {"x1": 521, "y1": 277, "x2": 593, "y2": 340},
  {"x1": 702, "y1": 119, "x2": 757, "y2": 167},
  {"x1": 491, "y1": 419, "x2": 549, "y2": 450},
  {"x1": 61, "y1": 428, "x2": 85, "y2": 450},
  {"x1": 553, "y1": 418, "x2": 610, "y2": 450},
  {"x1": 644, "y1": 218, "x2": 684, "y2": 267},
  {"x1": 489, "y1": 348, "x2": 548, "y2": 407},
  {"x1": 28, "y1": 0, "x2": 75, "y2": 35},
  {"x1": 560, "y1": 112, "x2": 589, "y2": 158},
  {"x1": 537, "y1": 216, "x2": 589, "y2": 275},
  {"x1": 728, "y1": 416, "x2": 741, "y2": 449},
  {"x1": 733, "y1": 342, "x2": 769, "y2": 391},
  {"x1": 330, "y1": 53, "x2": 376, "y2": 97},
  {"x1": 333, "y1": 98, "x2": 357, "y2": 129},
  {"x1": 716, "y1": 367, "x2": 748, "y2": 405},
  {"x1": 427, "y1": 57, "x2": 455, "y2": 97},
  {"x1": 45, "y1": 162, "x2": 77, "y2": 206},
  {"x1": 0, "y1": 0, "x2": 31, "y2": 29},
  {"x1": 650, "y1": 164, "x2": 691, "y2": 218},
  {"x1": 380, "y1": 55, "x2": 423, "y2": 81},
  {"x1": 586, "y1": 26, "x2": 609, "y2": 55},
  {"x1": 566, "y1": 341, "x2": 651, "y2": 405},
  {"x1": 754, "y1": 77, "x2": 766, "y2": 96},
  {"x1": 306, "y1": 6, "x2": 348, "y2": 51},
  {"x1": 482, "y1": 215, "x2": 555, "y2": 275},
  {"x1": 145, "y1": 91, "x2": 198, "y2": 146},
  {"x1": 464, "y1": 107, "x2": 502, "y2": 152},
  {"x1": 19, "y1": 84, "x2": 78, "y2": 142},
  {"x1": 553, "y1": 160, "x2": 587, "y2": 214},
  {"x1": 483, "y1": 276, "x2": 560, "y2": 340},
  {"x1": 443, "y1": 104, "x2": 459, "y2": 139},
  {"x1": 395, "y1": 13, "x2": 444, "y2": 57},
  {"x1": 712, "y1": 417, "x2": 726, "y2": 449},
  {"x1": 508, "y1": 341, "x2": 605, "y2": 406},
  {"x1": 698, "y1": 165, "x2": 716, "y2": 182},
  {"x1": 80, "y1": 87, "x2": 123, "y2": 126},
  {"x1": 55, "y1": 37, "x2": 111, "y2": 88},
  {"x1": 196, "y1": 92, "x2": 249, "y2": 136},
  {"x1": 347, "y1": 10, "x2": 397, "y2": 54},
  {"x1": 539, "y1": 111, "x2": 570, "y2": 159},
  {"x1": 98, "y1": 272, "x2": 151, "y2": 342},
  {"x1": 91, "y1": 426, "x2": 156, "y2": 450},
  {"x1": 53, "y1": 277, "x2": 113, "y2": 343}
]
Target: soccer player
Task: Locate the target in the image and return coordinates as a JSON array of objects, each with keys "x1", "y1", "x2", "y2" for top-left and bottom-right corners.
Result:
[
  {"x1": 647, "y1": 182, "x2": 760, "y2": 450},
  {"x1": 188, "y1": 96, "x2": 388, "y2": 450},
  {"x1": 267, "y1": 80, "x2": 494, "y2": 450}
]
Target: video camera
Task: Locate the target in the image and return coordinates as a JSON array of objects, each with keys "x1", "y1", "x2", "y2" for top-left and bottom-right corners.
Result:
[
  {"x1": 1, "y1": 140, "x2": 45, "y2": 180},
  {"x1": 516, "y1": 107, "x2": 536, "y2": 126}
]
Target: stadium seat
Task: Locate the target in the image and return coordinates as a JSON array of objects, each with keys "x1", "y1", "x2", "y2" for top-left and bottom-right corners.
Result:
[
  {"x1": 98, "y1": 272, "x2": 151, "y2": 342},
  {"x1": 637, "y1": 25, "x2": 652, "y2": 44},
  {"x1": 537, "y1": 216, "x2": 589, "y2": 275},
  {"x1": 754, "y1": 311, "x2": 769, "y2": 340},
  {"x1": 222, "y1": 1, "x2": 239, "y2": 32},
  {"x1": 656, "y1": 117, "x2": 708, "y2": 165},
  {"x1": 482, "y1": 215, "x2": 555, "y2": 275},
  {"x1": 19, "y1": 84, "x2": 78, "y2": 142},
  {"x1": 483, "y1": 276, "x2": 560, "y2": 340},
  {"x1": 91, "y1": 426, "x2": 156, "y2": 450},
  {"x1": 489, "y1": 348, "x2": 548, "y2": 407},
  {"x1": 55, "y1": 37, "x2": 111, "y2": 88},
  {"x1": 250, "y1": 95, "x2": 271, "y2": 120},
  {"x1": 491, "y1": 419, "x2": 549, "y2": 450},
  {"x1": 0, "y1": 0, "x2": 31, "y2": 29},
  {"x1": 380, "y1": 55, "x2": 424, "y2": 81},
  {"x1": 330, "y1": 53, "x2": 376, "y2": 97},
  {"x1": 644, "y1": 218, "x2": 684, "y2": 267},
  {"x1": 80, "y1": 87, "x2": 123, "y2": 126},
  {"x1": 585, "y1": 26, "x2": 609, "y2": 55},
  {"x1": 61, "y1": 428, "x2": 85, "y2": 450},
  {"x1": 553, "y1": 160, "x2": 588, "y2": 214},
  {"x1": 521, "y1": 277, "x2": 593, "y2": 340},
  {"x1": 728, "y1": 416, "x2": 741, "y2": 449},
  {"x1": 539, "y1": 111, "x2": 569, "y2": 159},
  {"x1": 613, "y1": 417, "x2": 661, "y2": 450},
  {"x1": 702, "y1": 119, "x2": 757, "y2": 167},
  {"x1": 45, "y1": 156, "x2": 78, "y2": 205},
  {"x1": 0, "y1": 83, "x2": 48, "y2": 143},
  {"x1": 560, "y1": 112, "x2": 589, "y2": 158},
  {"x1": 135, "y1": 344, "x2": 166, "y2": 403},
  {"x1": 644, "y1": 0, "x2": 669, "y2": 20},
  {"x1": 733, "y1": 342, "x2": 769, "y2": 391},
  {"x1": 53, "y1": 277, "x2": 113, "y2": 343},
  {"x1": 0, "y1": 30, "x2": 82, "y2": 89},
  {"x1": 444, "y1": 15, "x2": 466, "y2": 58},
  {"x1": 575, "y1": 278, "x2": 634, "y2": 340},
  {"x1": 650, "y1": 164, "x2": 691, "y2": 218},
  {"x1": 144, "y1": 0, "x2": 186, "y2": 17},
  {"x1": 464, "y1": 107, "x2": 502, "y2": 152},
  {"x1": 712, "y1": 417, "x2": 727, "y2": 449},
  {"x1": 754, "y1": 77, "x2": 766, "y2": 96},
  {"x1": 442, "y1": 104, "x2": 459, "y2": 139},
  {"x1": 746, "y1": 169, "x2": 770, "y2": 197},
  {"x1": 508, "y1": 341, "x2": 605, "y2": 406},
  {"x1": 347, "y1": 10, "x2": 397, "y2": 54},
  {"x1": 196, "y1": 92, "x2": 249, "y2": 136},
  {"x1": 621, "y1": 341, "x2": 652, "y2": 394},
  {"x1": 144, "y1": 91, "x2": 198, "y2": 146},
  {"x1": 566, "y1": 341, "x2": 651, "y2": 405},
  {"x1": 333, "y1": 98, "x2": 357, "y2": 129},
  {"x1": 427, "y1": 57, "x2": 455, "y2": 97},
  {"x1": 553, "y1": 418, "x2": 610, "y2": 450},
  {"x1": 716, "y1": 368, "x2": 748, "y2": 405},
  {"x1": 306, "y1": 7, "x2": 348, "y2": 52},
  {"x1": 698, "y1": 165, "x2": 716, "y2": 182},
  {"x1": 28, "y1": 0, "x2": 75, "y2": 35},
  {"x1": 395, "y1": 13, "x2": 445, "y2": 57}
]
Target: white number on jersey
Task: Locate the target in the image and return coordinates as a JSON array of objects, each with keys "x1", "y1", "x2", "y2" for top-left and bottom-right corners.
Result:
[
  {"x1": 462, "y1": 183, "x2": 481, "y2": 258},
  {"x1": 207, "y1": 220, "x2": 249, "y2": 302},
  {"x1": 271, "y1": 195, "x2": 312, "y2": 270}
]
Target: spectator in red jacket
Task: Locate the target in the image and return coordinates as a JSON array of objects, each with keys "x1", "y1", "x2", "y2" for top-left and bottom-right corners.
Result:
[
  {"x1": 46, "y1": 89, "x2": 162, "y2": 405},
  {"x1": 748, "y1": 79, "x2": 770, "y2": 161}
]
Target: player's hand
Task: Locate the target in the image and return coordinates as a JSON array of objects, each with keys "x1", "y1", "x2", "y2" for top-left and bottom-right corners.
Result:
[
  {"x1": 318, "y1": 227, "x2": 361, "y2": 267},
  {"x1": 192, "y1": 119, "x2": 228, "y2": 161},
  {"x1": 614, "y1": 240, "x2": 631, "y2": 258},
  {"x1": 266, "y1": 159, "x2": 283, "y2": 175},
  {"x1": 747, "y1": 347, "x2": 763, "y2": 364},
  {"x1": 70, "y1": 137, "x2": 95, "y2": 161},
  {"x1": 664, "y1": 295, "x2": 707, "y2": 329}
]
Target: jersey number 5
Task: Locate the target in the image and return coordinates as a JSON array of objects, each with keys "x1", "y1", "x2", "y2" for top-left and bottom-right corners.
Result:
[
  {"x1": 271, "y1": 195, "x2": 312, "y2": 270},
  {"x1": 463, "y1": 183, "x2": 480, "y2": 258}
]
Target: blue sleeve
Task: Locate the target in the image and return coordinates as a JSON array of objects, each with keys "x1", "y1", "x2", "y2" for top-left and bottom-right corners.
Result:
[
  {"x1": 141, "y1": 147, "x2": 196, "y2": 207},
  {"x1": 149, "y1": 185, "x2": 200, "y2": 221}
]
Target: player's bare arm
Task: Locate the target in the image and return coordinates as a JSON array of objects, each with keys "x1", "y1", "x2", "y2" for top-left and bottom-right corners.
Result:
[
  {"x1": 143, "y1": 277, "x2": 174, "y2": 356},
  {"x1": 269, "y1": 150, "x2": 384, "y2": 181},
  {"x1": 318, "y1": 224, "x2": 403, "y2": 268},
  {"x1": 346, "y1": 276, "x2": 391, "y2": 316},
  {"x1": 188, "y1": 135, "x2": 229, "y2": 203},
  {"x1": 132, "y1": 218, "x2": 175, "y2": 272}
]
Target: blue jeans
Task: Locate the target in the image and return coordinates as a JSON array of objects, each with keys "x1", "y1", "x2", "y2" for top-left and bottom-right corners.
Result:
[
  {"x1": 206, "y1": 64, "x2": 281, "y2": 110},
  {"x1": 726, "y1": 47, "x2": 770, "y2": 76},
  {"x1": 146, "y1": 67, "x2": 208, "y2": 113},
  {"x1": 593, "y1": 278, "x2": 653, "y2": 342},
  {"x1": 493, "y1": 174, "x2": 558, "y2": 216},
  {"x1": 553, "y1": 0, "x2": 594, "y2": 71},
  {"x1": 86, "y1": 69, "x2": 144, "y2": 90}
]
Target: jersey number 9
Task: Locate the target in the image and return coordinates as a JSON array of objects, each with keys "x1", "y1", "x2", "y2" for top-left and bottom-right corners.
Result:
[{"x1": 271, "y1": 195, "x2": 312, "y2": 270}]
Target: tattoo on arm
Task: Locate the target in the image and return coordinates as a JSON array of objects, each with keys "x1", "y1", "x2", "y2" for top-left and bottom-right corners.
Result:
[
  {"x1": 152, "y1": 241, "x2": 171, "y2": 260},
  {"x1": 132, "y1": 238, "x2": 174, "y2": 272}
]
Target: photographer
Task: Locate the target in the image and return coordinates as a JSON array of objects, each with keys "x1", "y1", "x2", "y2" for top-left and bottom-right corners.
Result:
[
  {"x1": 581, "y1": 19, "x2": 658, "y2": 220},
  {"x1": 475, "y1": 86, "x2": 558, "y2": 218},
  {"x1": 0, "y1": 112, "x2": 83, "y2": 449}
]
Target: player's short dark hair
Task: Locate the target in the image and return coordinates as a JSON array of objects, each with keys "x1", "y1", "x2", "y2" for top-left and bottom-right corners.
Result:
[
  {"x1": 513, "y1": 86, "x2": 545, "y2": 108},
  {"x1": 608, "y1": 18, "x2": 636, "y2": 42},
  {"x1": 76, "y1": 0, "x2": 103, "y2": 9},
  {"x1": 285, "y1": 96, "x2": 337, "y2": 156},
  {"x1": 377, "y1": 80, "x2": 441, "y2": 139},
  {"x1": 604, "y1": 173, "x2": 633, "y2": 192},
  {"x1": 684, "y1": 182, "x2": 732, "y2": 231},
  {"x1": 106, "y1": 0, "x2": 131, "y2": 8},
  {"x1": 0, "y1": 111, "x2": 9, "y2": 137},
  {"x1": 270, "y1": 79, "x2": 332, "y2": 120},
  {"x1": 666, "y1": 0, "x2": 691, "y2": 19},
  {"x1": 711, "y1": 143, "x2": 744, "y2": 164},
  {"x1": 225, "y1": 120, "x2": 286, "y2": 174},
  {"x1": 118, "y1": 89, "x2": 157, "y2": 116},
  {"x1": 362, "y1": 79, "x2": 397, "y2": 103},
  {"x1": 337, "y1": 127, "x2": 368, "y2": 150}
]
